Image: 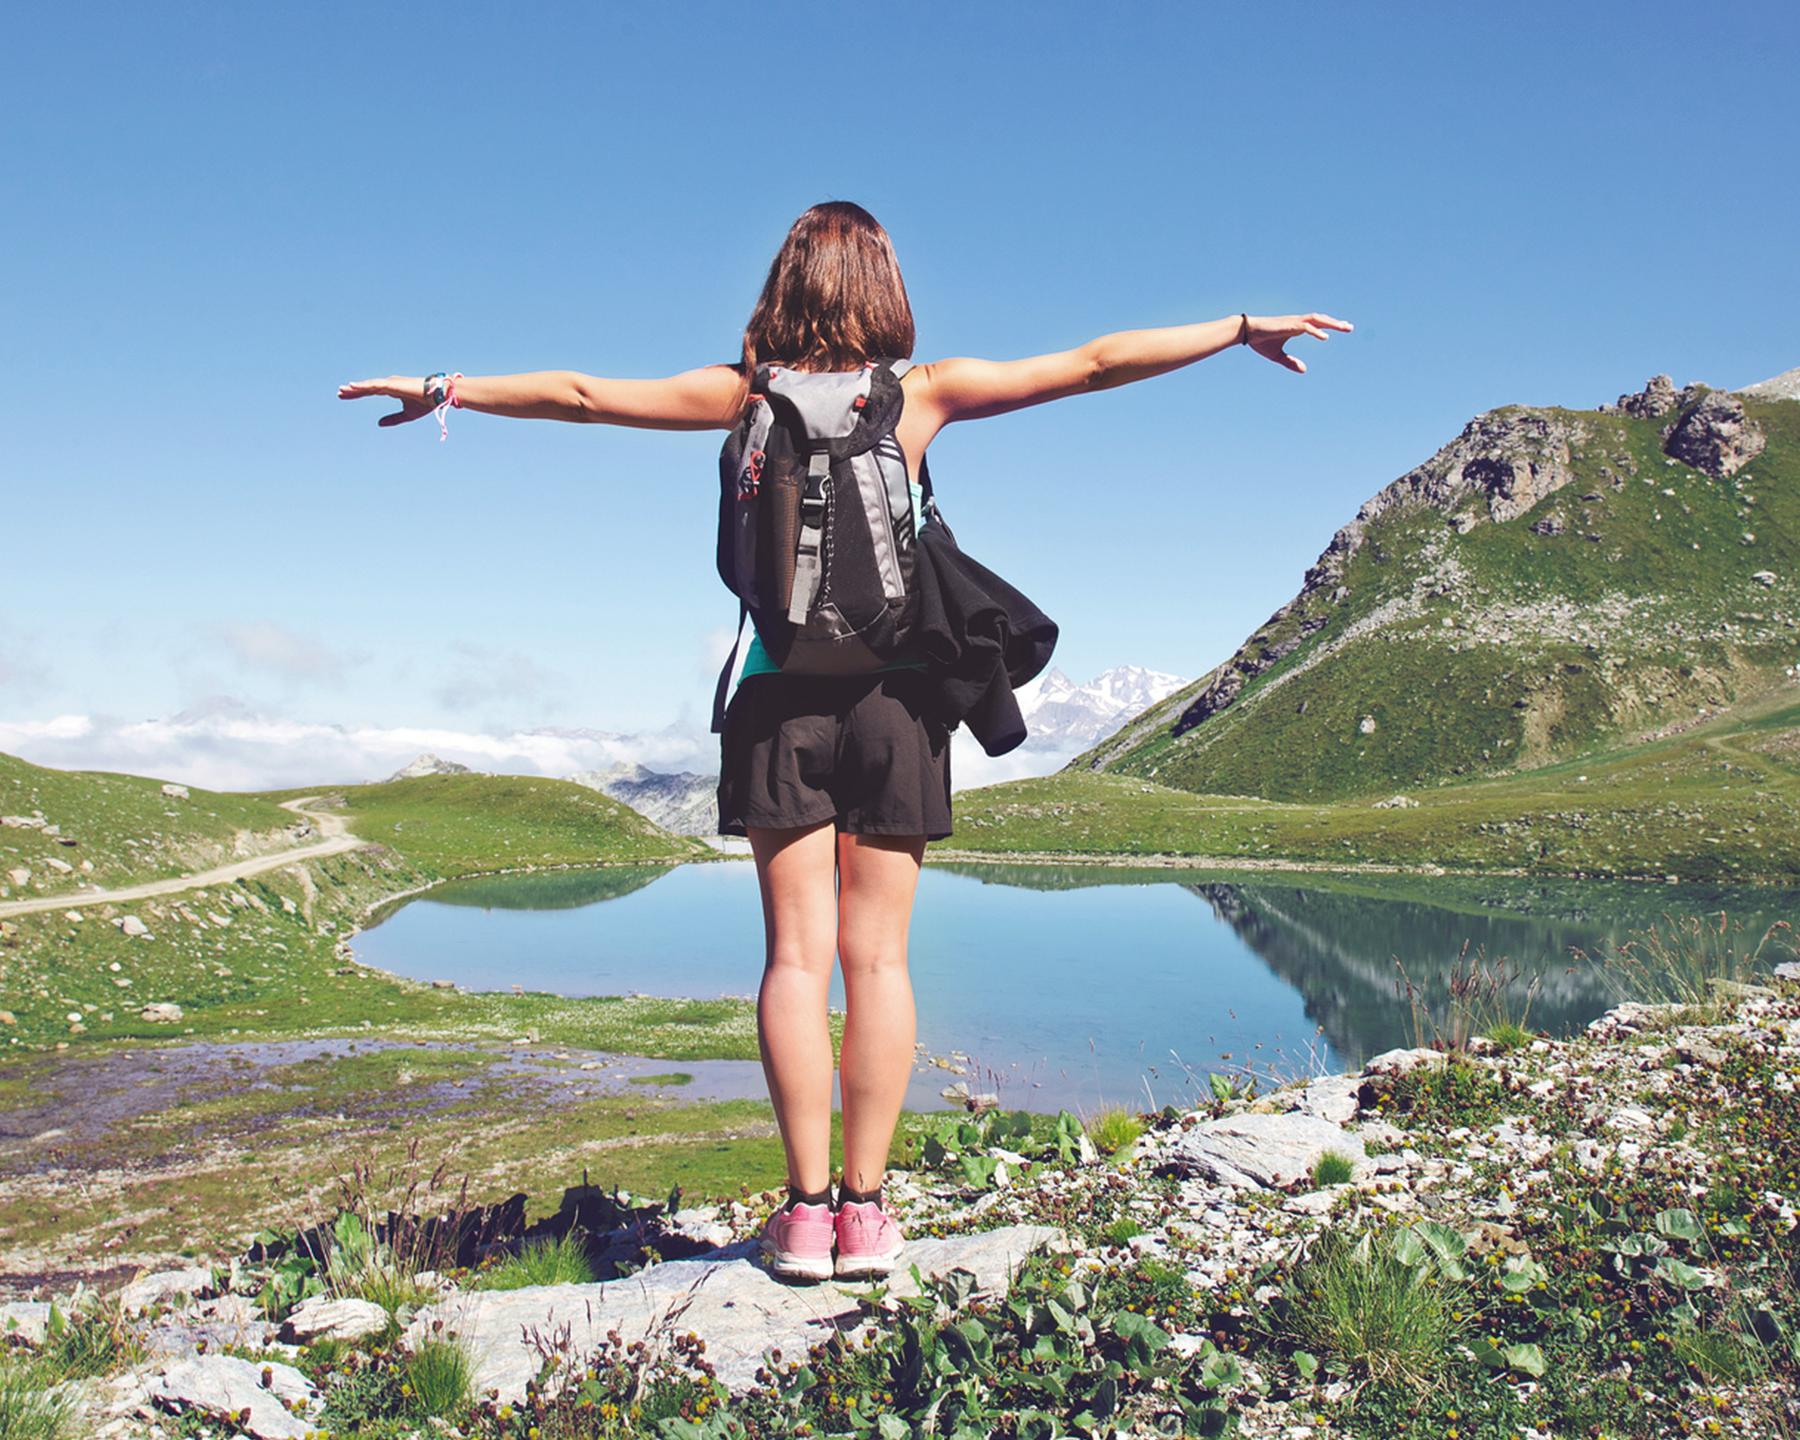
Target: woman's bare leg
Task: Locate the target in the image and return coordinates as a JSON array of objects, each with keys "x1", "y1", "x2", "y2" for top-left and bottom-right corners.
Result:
[
  {"x1": 835, "y1": 830, "x2": 923, "y2": 1195},
  {"x1": 748, "y1": 819, "x2": 839, "y2": 1194}
]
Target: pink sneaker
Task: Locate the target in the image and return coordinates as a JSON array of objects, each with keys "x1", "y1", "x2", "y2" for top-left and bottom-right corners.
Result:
[
  {"x1": 834, "y1": 1198, "x2": 905, "y2": 1279},
  {"x1": 759, "y1": 1201, "x2": 835, "y2": 1282}
]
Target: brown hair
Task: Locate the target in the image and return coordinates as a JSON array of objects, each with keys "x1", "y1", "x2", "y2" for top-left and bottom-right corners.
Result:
[{"x1": 734, "y1": 201, "x2": 916, "y2": 416}]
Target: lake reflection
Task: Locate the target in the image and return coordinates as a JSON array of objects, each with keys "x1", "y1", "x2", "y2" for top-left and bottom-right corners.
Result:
[{"x1": 353, "y1": 860, "x2": 1800, "y2": 1113}]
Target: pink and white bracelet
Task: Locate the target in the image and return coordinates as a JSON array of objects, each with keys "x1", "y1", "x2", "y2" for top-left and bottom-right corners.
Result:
[{"x1": 431, "y1": 372, "x2": 464, "y2": 442}]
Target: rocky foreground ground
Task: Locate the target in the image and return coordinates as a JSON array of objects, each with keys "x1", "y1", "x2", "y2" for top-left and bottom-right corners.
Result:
[{"x1": 5, "y1": 967, "x2": 1798, "y2": 1439}]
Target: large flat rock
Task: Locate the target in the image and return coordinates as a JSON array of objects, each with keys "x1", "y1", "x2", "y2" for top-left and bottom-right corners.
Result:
[
  {"x1": 406, "y1": 1223, "x2": 1067, "y2": 1400},
  {"x1": 1160, "y1": 1111, "x2": 1368, "y2": 1190}
]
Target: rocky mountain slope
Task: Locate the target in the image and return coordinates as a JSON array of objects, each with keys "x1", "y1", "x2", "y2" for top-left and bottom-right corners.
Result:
[
  {"x1": 567, "y1": 760, "x2": 718, "y2": 835},
  {"x1": 385, "y1": 752, "x2": 472, "y2": 781},
  {"x1": 1071, "y1": 371, "x2": 1800, "y2": 801}
]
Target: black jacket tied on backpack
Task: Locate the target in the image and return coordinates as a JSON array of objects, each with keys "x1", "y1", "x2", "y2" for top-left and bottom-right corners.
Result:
[
  {"x1": 911, "y1": 504, "x2": 1058, "y2": 757},
  {"x1": 711, "y1": 355, "x2": 1057, "y2": 754}
]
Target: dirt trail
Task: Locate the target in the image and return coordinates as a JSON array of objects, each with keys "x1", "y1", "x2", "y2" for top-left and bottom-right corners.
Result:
[{"x1": 0, "y1": 797, "x2": 365, "y2": 919}]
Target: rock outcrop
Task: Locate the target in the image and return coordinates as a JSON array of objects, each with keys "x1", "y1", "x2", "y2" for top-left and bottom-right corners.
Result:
[
  {"x1": 386, "y1": 752, "x2": 473, "y2": 781},
  {"x1": 1661, "y1": 389, "x2": 1767, "y2": 478}
]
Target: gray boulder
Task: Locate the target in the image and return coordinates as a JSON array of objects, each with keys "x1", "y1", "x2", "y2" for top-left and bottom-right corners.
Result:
[
  {"x1": 282, "y1": 1295, "x2": 391, "y2": 1343},
  {"x1": 151, "y1": 1354, "x2": 318, "y2": 1439},
  {"x1": 0, "y1": 1301, "x2": 56, "y2": 1347},
  {"x1": 405, "y1": 1223, "x2": 1067, "y2": 1400},
  {"x1": 1159, "y1": 1112, "x2": 1368, "y2": 1190},
  {"x1": 121, "y1": 1265, "x2": 213, "y2": 1315},
  {"x1": 1663, "y1": 391, "x2": 1767, "y2": 477}
]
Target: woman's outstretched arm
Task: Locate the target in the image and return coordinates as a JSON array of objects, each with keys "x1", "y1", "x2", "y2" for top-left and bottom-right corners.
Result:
[
  {"x1": 337, "y1": 364, "x2": 745, "y2": 431},
  {"x1": 910, "y1": 312, "x2": 1352, "y2": 427}
]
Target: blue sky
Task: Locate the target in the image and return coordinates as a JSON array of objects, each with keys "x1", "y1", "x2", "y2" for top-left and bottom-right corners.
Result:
[{"x1": 3, "y1": 2, "x2": 1797, "y2": 784}]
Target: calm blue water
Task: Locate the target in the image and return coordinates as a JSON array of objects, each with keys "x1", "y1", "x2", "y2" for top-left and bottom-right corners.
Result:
[{"x1": 353, "y1": 860, "x2": 1800, "y2": 1113}]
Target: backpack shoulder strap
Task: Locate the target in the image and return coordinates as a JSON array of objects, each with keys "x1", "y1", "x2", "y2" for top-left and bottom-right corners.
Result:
[{"x1": 710, "y1": 596, "x2": 749, "y2": 735}]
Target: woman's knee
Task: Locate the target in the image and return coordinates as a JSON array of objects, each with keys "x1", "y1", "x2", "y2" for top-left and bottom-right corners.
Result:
[{"x1": 836, "y1": 922, "x2": 909, "y2": 982}]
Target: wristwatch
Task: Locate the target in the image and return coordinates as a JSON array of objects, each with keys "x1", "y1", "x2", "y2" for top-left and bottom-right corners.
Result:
[{"x1": 424, "y1": 373, "x2": 449, "y2": 406}]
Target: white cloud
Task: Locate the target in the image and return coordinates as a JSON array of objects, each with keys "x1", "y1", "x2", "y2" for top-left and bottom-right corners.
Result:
[
  {"x1": 948, "y1": 734, "x2": 1083, "y2": 793},
  {"x1": 0, "y1": 628, "x2": 52, "y2": 697},
  {"x1": 0, "y1": 703, "x2": 718, "y2": 792},
  {"x1": 218, "y1": 622, "x2": 364, "y2": 681},
  {"x1": 435, "y1": 643, "x2": 567, "y2": 713}
]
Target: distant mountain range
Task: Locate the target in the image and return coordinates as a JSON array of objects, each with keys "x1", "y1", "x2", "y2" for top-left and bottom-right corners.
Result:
[
  {"x1": 566, "y1": 761, "x2": 718, "y2": 836},
  {"x1": 1014, "y1": 665, "x2": 1188, "y2": 750},
  {"x1": 1072, "y1": 366, "x2": 1800, "y2": 801},
  {"x1": 374, "y1": 664, "x2": 1189, "y2": 836}
]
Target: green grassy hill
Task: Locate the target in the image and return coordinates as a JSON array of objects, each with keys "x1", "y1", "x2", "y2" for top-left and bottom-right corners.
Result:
[
  {"x1": 949, "y1": 688, "x2": 1800, "y2": 881},
  {"x1": 1072, "y1": 373, "x2": 1799, "y2": 803},
  {"x1": 0, "y1": 752, "x2": 311, "y2": 899},
  {"x1": 253, "y1": 772, "x2": 713, "y2": 876},
  {"x1": 0, "y1": 762, "x2": 716, "y2": 1050}
]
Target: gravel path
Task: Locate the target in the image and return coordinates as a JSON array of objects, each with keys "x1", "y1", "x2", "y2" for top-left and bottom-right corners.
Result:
[{"x1": 0, "y1": 797, "x2": 364, "y2": 919}]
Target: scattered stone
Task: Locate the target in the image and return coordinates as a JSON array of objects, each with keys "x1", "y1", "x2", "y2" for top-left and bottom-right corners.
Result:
[
  {"x1": 160, "y1": 782, "x2": 191, "y2": 800},
  {"x1": 1363, "y1": 1046, "x2": 1444, "y2": 1077},
  {"x1": 140, "y1": 1002, "x2": 185, "y2": 1024},
  {"x1": 1775, "y1": 962, "x2": 1800, "y2": 984},
  {"x1": 151, "y1": 1354, "x2": 317, "y2": 1439},
  {"x1": 6, "y1": 867, "x2": 30, "y2": 887},
  {"x1": 431, "y1": 978, "x2": 458, "y2": 989},
  {"x1": 113, "y1": 915, "x2": 151, "y2": 939},
  {"x1": 404, "y1": 1224, "x2": 1067, "y2": 1400},
  {"x1": 282, "y1": 1295, "x2": 390, "y2": 1343},
  {"x1": 121, "y1": 1265, "x2": 214, "y2": 1315},
  {"x1": 0, "y1": 815, "x2": 46, "y2": 829},
  {"x1": 1372, "y1": 794, "x2": 1418, "y2": 809},
  {"x1": 0, "y1": 1301, "x2": 56, "y2": 1347},
  {"x1": 1753, "y1": 570, "x2": 1778, "y2": 587},
  {"x1": 1358, "y1": 715, "x2": 1377, "y2": 735},
  {"x1": 1530, "y1": 512, "x2": 1565, "y2": 536}
]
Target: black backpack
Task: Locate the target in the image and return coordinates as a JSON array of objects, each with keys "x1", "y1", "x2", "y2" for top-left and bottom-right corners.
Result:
[{"x1": 710, "y1": 357, "x2": 940, "y2": 732}]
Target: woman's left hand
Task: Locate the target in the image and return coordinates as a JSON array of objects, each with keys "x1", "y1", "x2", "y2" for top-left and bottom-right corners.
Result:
[{"x1": 337, "y1": 376, "x2": 432, "y2": 427}]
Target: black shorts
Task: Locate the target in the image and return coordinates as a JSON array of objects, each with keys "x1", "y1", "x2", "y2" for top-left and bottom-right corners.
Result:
[{"x1": 716, "y1": 669, "x2": 953, "y2": 841}]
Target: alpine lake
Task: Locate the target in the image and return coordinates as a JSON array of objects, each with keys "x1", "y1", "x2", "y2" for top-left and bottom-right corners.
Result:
[{"x1": 351, "y1": 856, "x2": 1800, "y2": 1115}]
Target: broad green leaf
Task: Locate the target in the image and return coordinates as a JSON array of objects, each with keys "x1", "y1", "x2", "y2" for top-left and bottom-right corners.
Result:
[
  {"x1": 1654, "y1": 1256, "x2": 1709, "y2": 1290},
  {"x1": 1655, "y1": 1208, "x2": 1704, "y2": 1242}
]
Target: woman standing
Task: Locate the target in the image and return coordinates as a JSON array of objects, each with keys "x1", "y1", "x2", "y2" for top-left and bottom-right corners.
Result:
[{"x1": 339, "y1": 200, "x2": 1349, "y2": 1283}]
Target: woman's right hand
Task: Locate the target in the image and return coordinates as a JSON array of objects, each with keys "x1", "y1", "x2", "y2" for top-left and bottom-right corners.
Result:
[
  {"x1": 1246, "y1": 314, "x2": 1353, "y2": 374},
  {"x1": 337, "y1": 376, "x2": 432, "y2": 427}
]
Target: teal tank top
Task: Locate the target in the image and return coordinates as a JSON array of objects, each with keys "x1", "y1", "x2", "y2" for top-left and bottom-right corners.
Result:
[{"x1": 732, "y1": 478, "x2": 929, "y2": 695}]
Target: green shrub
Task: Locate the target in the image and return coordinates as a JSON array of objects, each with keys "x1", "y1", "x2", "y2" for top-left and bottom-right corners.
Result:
[
  {"x1": 1312, "y1": 1150, "x2": 1356, "y2": 1187},
  {"x1": 0, "y1": 1356, "x2": 77, "y2": 1440},
  {"x1": 1084, "y1": 1105, "x2": 1145, "y2": 1156},
  {"x1": 1483, "y1": 1020, "x2": 1535, "y2": 1052},
  {"x1": 471, "y1": 1231, "x2": 596, "y2": 1292},
  {"x1": 40, "y1": 1297, "x2": 140, "y2": 1380},
  {"x1": 404, "y1": 1338, "x2": 473, "y2": 1419},
  {"x1": 1266, "y1": 1226, "x2": 1470, "y2": 1389}
]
